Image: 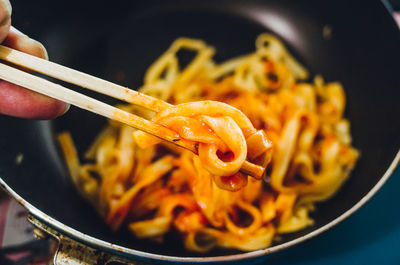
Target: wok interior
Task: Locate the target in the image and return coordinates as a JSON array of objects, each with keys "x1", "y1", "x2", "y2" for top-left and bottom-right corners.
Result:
[{"x1": 0, "y1": 0, "x2": 399, "y2": 258}]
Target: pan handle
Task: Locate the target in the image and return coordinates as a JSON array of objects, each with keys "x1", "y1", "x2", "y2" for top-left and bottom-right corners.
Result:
[
  {"x1": 27, "y1": 215, "x2": 149, "y2": 265},
  {"x1": 50, "y1": 237, "x2": 148, "y2": 265},
  {"x1": 49, "y1": 236, "x2": 113, "y2": 265}
]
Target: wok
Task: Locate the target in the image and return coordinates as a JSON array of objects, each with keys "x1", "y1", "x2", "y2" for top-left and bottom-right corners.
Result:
[{"x1": 0, "y1": 0, "x2": 399, "y2": 264}]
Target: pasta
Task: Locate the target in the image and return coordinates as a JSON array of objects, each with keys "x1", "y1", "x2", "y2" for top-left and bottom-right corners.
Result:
[{"x1": 58, "y1": 34, "x2": 359, "y2": 252}]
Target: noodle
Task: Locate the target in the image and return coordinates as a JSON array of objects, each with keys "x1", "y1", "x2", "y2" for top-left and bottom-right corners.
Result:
[{"x1": 58, "y1": 33, "x2": 359, "y2": 252}]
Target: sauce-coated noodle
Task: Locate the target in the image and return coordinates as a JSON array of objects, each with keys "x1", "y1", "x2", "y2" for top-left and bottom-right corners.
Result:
[{"x1": 58, "y1": 34, "x2": 358, "y2": 252}]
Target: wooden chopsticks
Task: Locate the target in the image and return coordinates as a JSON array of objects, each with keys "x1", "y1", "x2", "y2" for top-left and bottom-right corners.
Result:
[
  {"x1": 0, "y1": 45, "x2": 171, "y2": 112},
  {"x1": 0, "y1": 45, "x2": 265, "y2": 179}
]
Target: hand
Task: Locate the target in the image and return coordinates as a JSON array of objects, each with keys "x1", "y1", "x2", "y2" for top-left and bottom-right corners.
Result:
[{"x1": 0, "y1": 0, "x2": 69, "y2": 119}]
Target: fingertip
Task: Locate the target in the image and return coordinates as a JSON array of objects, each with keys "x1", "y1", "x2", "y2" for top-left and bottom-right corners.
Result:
[
  {"x1": 34, "y1": 39, "x2": 48, "y2": 60},
  {"x1": 61, "y1": 103, "x2": 70, "y2": 116},
  {"x1": 53, "y1": 101, "x2": 70, "y2": 119},
  {"x1": 44, "y1": 100, "x2": 70, "y2": 120},
  {"x1": 36, "y1": 98, "x2": 70, "y2": 120},
  {"x1": 4, "y1": 27, "x2": 48, "y2": 59},
  {"x1": 27, "y1": 91, "x2": 70, "y2": 119}
]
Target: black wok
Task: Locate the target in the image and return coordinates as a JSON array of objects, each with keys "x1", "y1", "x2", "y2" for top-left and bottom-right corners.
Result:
[{"x1": 0, "y1": 0, "x2": 399, "y2": 264}]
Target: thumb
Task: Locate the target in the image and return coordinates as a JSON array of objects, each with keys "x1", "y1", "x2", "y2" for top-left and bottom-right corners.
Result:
[{"x1": 0, "y1": 0, "x2": 11, "y2": 42}]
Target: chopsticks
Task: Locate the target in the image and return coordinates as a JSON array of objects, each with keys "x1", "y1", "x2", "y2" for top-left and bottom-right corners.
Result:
[
  {"x1": 0, "y1": 45, "x2": 171, "y2": 112},
  {"x1": 0, "y1": 45, "x2": 264, "y2": 179}
]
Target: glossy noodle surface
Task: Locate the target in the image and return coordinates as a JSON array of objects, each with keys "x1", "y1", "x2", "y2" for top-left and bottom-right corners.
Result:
[{"x1": 58, "y1": 34, "x2": 358, "y2": 252}]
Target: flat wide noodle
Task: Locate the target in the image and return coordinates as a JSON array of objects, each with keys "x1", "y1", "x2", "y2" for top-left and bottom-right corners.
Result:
[
  {"x1": 132, "y1": 99, "x2": 269, "y2": 190},
  {"x1": 59, "y1": 35, "x2": 358, "y2": 253}
]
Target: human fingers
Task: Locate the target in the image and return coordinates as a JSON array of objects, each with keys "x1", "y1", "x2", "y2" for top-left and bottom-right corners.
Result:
[{"x1": 0, "y1": 26, "x2": 69, "y2": 119}]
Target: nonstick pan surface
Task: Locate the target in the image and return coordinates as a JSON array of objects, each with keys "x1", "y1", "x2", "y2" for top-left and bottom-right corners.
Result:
[{"x1": 0, "y1": 0, "x2": 399, "y2": 263}]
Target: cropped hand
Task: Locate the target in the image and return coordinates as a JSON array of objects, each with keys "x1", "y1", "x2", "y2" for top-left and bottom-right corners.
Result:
[{"x1": 0, "y1": 0, "x2": 69, "y2": 119}]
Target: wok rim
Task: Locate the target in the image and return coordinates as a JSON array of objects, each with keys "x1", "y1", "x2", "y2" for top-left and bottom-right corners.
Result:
[{"x1": 0, "y1": 150, "x2": 398, "y2": 263}]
